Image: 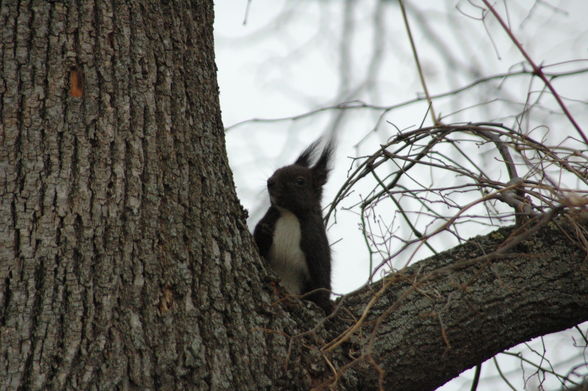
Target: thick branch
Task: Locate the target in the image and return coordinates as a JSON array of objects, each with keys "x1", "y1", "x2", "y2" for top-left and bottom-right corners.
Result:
[{"x1": 322, "y1": 213, "x2": 588, "y2": 390}]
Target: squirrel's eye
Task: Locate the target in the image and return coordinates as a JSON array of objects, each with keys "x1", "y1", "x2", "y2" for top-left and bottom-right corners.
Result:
[{"x1": 295, "y1": 177, "x2": 306, "y2": 186}]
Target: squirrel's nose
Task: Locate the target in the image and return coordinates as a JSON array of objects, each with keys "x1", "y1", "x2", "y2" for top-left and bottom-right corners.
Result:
[{"x1": 267, "y1": 177, "x2": 275, "y2": 189}]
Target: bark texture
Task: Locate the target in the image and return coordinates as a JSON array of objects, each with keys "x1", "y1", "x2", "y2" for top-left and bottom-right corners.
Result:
[
  {"x1": 0, "y1": 2, "x2": 306, "y2": 390},
  {"x1": 322, "y1": 215, "x2": 588, "y2": 390}
]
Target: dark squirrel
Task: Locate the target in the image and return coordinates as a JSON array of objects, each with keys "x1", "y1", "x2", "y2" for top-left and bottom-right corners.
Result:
[{"x1": 254, "y1": 140, "x2": 333, "y2": 313}]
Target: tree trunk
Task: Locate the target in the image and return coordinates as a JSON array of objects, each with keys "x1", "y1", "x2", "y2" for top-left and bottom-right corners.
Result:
[
  {"x1": 0, "y1": 2, "x2": 301, "y2": 390},
  {"x1": 1, "y1": 2, "x2": 586, "y2": 391}
]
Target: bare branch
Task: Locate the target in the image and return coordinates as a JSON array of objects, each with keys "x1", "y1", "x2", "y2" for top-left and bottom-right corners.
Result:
[{"x1": 480, "y1": 0, "x2": 588, "y2": 144}]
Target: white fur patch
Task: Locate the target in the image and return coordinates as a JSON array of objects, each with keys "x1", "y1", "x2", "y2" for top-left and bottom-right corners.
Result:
[{"x1": 268, "y1": 208, "x2": 309, "y2": 294}]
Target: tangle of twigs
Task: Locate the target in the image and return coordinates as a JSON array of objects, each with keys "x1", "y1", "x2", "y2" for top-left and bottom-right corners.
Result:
[{"x1": 326, "y1": 122, "x2": 588, "y2": 279}]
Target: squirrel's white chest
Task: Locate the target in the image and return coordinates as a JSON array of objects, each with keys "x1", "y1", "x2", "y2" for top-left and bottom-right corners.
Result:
[{"x1": 268, "y1": 209, "x2": 309, "y2": 295}]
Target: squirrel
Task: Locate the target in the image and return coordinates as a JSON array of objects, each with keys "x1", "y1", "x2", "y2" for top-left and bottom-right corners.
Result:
[{"x1": 254, "y1": 140, "x2": 333, "y2": 313}]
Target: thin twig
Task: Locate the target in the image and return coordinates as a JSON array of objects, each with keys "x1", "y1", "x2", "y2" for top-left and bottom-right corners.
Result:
[
  {"x1": 398, "y1": 0, "x2": 439, "y2": 125},
  {"x1": 493, "y1": 357, "x2": 518, "y2": 391},
  {"x1": 481, "y1": 0, "x2": 588, "y2": 145}
]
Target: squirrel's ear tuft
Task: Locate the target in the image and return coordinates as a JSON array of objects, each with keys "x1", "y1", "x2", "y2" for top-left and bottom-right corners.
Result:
[
  {"x1": 294, "y1": 140, "x2": 321, "y2": 168},
  {"x1": 312, "y1": 141, "x2": 333, "y2": 187}
]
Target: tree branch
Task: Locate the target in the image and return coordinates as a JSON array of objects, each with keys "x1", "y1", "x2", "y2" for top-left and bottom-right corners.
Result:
[
  {"x1": 319, "y1": 212, "x2": 588, "y2": 390},
  {"x1": 480, "y1": 0, "x2": 587, "y2": 145}
]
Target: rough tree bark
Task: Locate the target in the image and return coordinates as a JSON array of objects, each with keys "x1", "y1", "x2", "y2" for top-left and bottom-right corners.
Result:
[
  {"x1": 327, "y1": 215, "x2": 588, "y2": 390},
  {"x1": 0, "y1": 2, "x2": 586, "y2": 391},
  {"x1": 0, "y1": 2, "x2": 292, "y2": 390}
]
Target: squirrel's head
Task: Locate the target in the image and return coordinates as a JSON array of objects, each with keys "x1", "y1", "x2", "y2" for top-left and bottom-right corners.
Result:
[{"x1": 267, "y1": 140, "x2": 333, "y2": 215}]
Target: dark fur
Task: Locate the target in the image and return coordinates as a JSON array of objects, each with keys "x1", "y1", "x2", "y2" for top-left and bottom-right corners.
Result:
[{"x1": 254, "y1": 140, "x2": 333, "y2": 313}]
